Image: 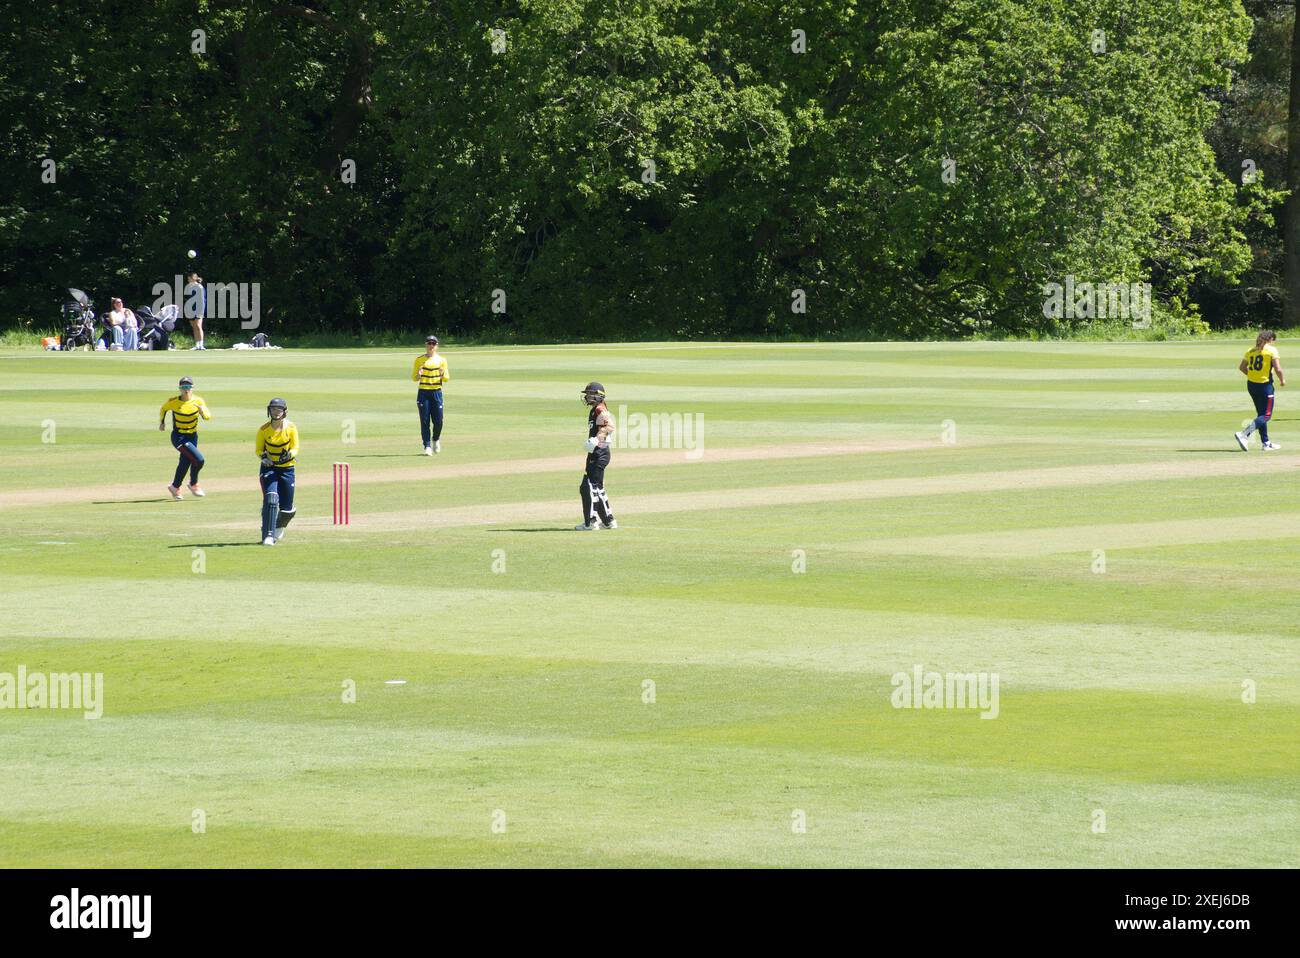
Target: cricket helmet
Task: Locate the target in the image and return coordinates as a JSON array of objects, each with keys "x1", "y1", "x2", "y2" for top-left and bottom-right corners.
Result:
[
  {"x1": 267, "y1": 397, "x2": 288, "y2": 420},
  {"x1": 581, "y1": 382, "x2": 606, "y2": 406}
]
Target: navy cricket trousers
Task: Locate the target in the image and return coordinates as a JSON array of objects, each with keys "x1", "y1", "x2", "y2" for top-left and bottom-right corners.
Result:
[
  {"x1": 1248, "y1": 380, "x2": 1275, "y2": 443},
  {"x1": 171, "y1": 431, "x2": 204, "y2": 487},
  {"x1": 417, "y1": 389, "x2": 444, "y2": 446}
]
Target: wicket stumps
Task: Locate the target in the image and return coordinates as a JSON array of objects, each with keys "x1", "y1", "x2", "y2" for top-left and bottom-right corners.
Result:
[{"x1": 332, "y1": 462, "x2": 350, "y2": 525}]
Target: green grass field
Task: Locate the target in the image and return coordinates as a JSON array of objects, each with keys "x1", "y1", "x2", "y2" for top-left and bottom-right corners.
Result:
[{"x1": 1, "y1": 341, "x2": 1297, "y2": 867}]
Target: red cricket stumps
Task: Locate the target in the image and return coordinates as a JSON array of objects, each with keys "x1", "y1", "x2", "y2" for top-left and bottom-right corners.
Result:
[{"x1": 333, "y1": 462, "x2": 350, "y2": 525}]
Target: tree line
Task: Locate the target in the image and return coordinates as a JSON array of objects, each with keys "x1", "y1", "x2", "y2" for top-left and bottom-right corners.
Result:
[{"x1": 0, "y1": 0, "x2": 1293, "y2": 342}]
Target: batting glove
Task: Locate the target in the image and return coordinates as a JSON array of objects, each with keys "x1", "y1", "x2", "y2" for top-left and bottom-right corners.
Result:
[{"x1": 584, "y1": 437, "x2": 599, "y2": 453}]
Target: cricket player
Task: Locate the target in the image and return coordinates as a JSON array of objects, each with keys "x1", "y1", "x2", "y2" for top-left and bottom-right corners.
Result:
[
  {"x1": 576, "y1": 381, "x2": 617, "y2": 530},
  {"x1": 256, "y1": 397, "x2": 299, "y2": 545},
  {"x1": 158, "y1": 375, "x2": 210, "y2": 499},
  {"x1": 412, "y1": 335, "x2": 450, "y2": 455},
  {"x1": 1235, "y1": 330, "x2": 1285, "y2": 451}
]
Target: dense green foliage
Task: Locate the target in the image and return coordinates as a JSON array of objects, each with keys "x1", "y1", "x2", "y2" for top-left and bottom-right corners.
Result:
[{"x1": 0, "y1": 1, "x2": 1284, "y2": 340}]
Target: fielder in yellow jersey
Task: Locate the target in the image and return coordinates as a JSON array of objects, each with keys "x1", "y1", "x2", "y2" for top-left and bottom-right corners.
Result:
[
  {"x1": 256, "y1": 397, "x2": 299, "y2": 545},
  {"x1": 412, "y1": 334, "x2": 450, "y2": 454},
  {"x1": 1235, "y1": 330, "x2": 1285, "y2": 451},
  {"x1": 158, "y1": 375, "x2": 210, "y2": 499}
]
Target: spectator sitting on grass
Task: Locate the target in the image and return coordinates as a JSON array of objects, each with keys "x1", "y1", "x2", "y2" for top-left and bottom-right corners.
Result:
[
  {"x1": 104, "y1": 299, "x2": 125, "y2": 350},
  {"x1": 109, "y1": 297, "x2": 138, "y2": 351}
]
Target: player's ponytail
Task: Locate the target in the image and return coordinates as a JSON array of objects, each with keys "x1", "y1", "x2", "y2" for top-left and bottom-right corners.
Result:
[{"x1": 1257, "y1": 329, "x2": 1277, "y2": 348}]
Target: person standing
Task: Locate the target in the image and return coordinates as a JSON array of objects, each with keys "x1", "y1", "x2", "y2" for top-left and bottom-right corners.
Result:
[
  {"x1": 1235, "y1": 330, "x2": 1285, "y2": 451},
  {"x1": 256, "y1": 397, "x2": 299, "y2": 545},
  {"x1": 411, "y1": 335, "x2": 450, "y2": 455},
  {"x1": 184, "y1": 273, "x2": 207, "y2": 350},
  {"x1": 575, "y1": 381, "x2": 617, "y2": 531},
  {"x1": 158, "y1": 376, "x2": 211, "y2": 499}
]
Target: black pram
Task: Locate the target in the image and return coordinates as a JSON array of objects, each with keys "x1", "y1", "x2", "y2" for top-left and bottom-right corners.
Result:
[
  {"x1": 61, "y1": 301, "x2": 96, "y2": 350},
  {"x1": 137, "y1": 304, "x2": 178, "y2": 350}
]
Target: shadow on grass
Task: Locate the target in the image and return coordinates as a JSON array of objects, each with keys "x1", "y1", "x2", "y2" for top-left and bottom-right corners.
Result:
[
  {"x1": 166, "y1": 542, "x2": 264, "y2": 548},
  {"x1": 496, "y1": 527, "x2": 578, "y2": 533},
  {"x1": 1174, "y1": 449, "x2": 1249, "y2": 454},
  {"x1": 92, "y1": 498, "x2": 173, "y2": 504}
]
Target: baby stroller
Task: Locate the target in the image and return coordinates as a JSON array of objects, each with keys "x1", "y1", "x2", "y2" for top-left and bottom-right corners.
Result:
[
  {"x1": 61, "y1": 288, "x2": 96, "y2": 350},
  {"x1": 137, "y1": 304, "x2": 178, "y2": 350}
]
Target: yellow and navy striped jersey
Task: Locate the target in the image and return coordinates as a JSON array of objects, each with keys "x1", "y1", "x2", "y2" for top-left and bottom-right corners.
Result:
[
  {"x1": 256, "y1": 420, "x2": 300, "y2": 468},
  {"x1": 412, "y1": 353, "x2": 450, "y2": 390},
  {"x1": 159, "y1": 394, "x2": 210, "y2": 434},
  {"x1": 1244, "y1": 343, "x2": 1280, "y2": 384}
]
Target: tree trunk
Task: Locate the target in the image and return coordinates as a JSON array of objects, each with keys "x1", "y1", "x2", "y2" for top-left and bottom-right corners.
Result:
[
  {"x1": 271, "y1": 5, "x2": 372, "y2": 178},
  {"x1": 1285, "y1": 6, "x2": 1300, "y2": 326}
]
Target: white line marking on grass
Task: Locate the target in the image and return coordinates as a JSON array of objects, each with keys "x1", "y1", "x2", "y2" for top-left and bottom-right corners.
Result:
[
  {"x1": 832, "y1": 513, "x2": 1300, "y2": 557},
  {"x1": 237, "y1": 452, "x2": 1300, "y2": 533},
  {"x1": 0, "y1": 439, "x2": 949, "y2": 510}
]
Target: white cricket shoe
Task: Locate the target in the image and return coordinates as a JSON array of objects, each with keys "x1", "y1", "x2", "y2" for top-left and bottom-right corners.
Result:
[
  {"x1": 602, "y1": 519, "x2": 618, "y2": 529},
  {"x1": 1234, "y1": 432, "x2": 1249, "y2": 451},
  {"x1": 423, "y1": 446, "x2": 433, "y2": 456},
  {"x1": 167, "y1": 484, "x2": 183, "y2": 500},
  {"x1": 434, "y1": 440, "x2": 441, "y2": 453},
  {"x1": 262, "y1": 536, "x2": 276, "y2": 545},
  {"x1": 574, "y1": 522, "x2": 600, "y2": 531},
  {"x1": 188, "y1": 482, "x2": 205, "y2": 497},
  {"x1": 1262, "y1": 441, "x2": 1282, "y2": 450}
]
